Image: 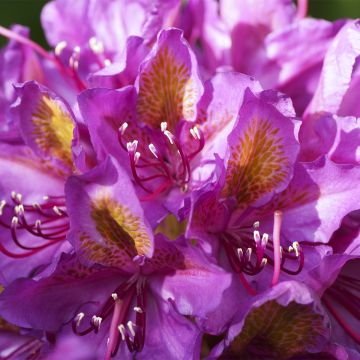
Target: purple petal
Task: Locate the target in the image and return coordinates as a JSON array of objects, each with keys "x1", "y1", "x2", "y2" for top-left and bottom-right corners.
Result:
[
  {"x1": 136, "y1": 28, "x2": 203, "y2": 130},
  {"x1": 13, "y1": 81, "x2": 76, "y2": 175},
  {"x1": 209, "y1": 281, "x2": 330, "y2": 359},
  {"x1": 65, "y1": 157, "x2": 154, "y2": 270},
  {"x1": 223, "y1": 88, "x2": 299, "y2": 210},
  {"x1": 305, "y1": 20, "x2": 360, "y2": 117}
]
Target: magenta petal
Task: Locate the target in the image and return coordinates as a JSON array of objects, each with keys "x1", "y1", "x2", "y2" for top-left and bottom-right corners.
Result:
[
  {"x1": 65, "y1": 157, "x2": 154, "y2": 268},
  {"x1": 305, "y1": 20, "x2": 360, "y2": 117}
]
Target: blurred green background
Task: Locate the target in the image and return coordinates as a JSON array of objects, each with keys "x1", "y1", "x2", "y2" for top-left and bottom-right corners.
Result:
[{"x1": 0, "y1": 0, "x2": 360, "y2": 48}]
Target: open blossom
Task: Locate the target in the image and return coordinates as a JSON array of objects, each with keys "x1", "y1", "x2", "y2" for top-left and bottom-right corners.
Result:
[
  {"x1": 0, "y1": 0, "x2": 359, "y2": 359},
  {"x1": 0, "y1": 158, "x2": 231, "y2": 359}
]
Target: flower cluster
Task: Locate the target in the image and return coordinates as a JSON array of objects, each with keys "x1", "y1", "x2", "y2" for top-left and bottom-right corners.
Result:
[{"x1": 0, "y1": 0, "x2": 359, "y2": 359}]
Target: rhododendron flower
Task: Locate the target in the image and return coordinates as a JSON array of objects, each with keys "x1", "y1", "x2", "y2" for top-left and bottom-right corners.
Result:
[{"x1": 0, "y1": 0, "x2": 359, "y2": 359}]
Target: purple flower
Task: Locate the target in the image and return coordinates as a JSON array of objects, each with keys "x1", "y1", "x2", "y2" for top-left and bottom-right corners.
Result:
[
  {"x1": 0, "y1": 157, "x2": 231, "y2": 359},
  {"x1": 187, "y1": 88, "x2": 360, "y2": 301},
  {"x1": 0, "y1": 81, "x2": 91, "y2": 283}
]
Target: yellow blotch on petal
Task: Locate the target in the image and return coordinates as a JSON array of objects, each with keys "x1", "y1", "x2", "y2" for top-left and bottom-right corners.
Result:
[
  {"x1": 222, "y1": 118, "x2": 289, "y2": 209},
  {"x1": 137, "y1": 47, "x2": 197, "y2": 130},
  {"x1": 80, "y1": 197, "x2": 152, "y2": 268},
  {"x1": 228, "y1": 301, "x2": 327, "y2": 359},
  {"x1": 32, "y1": 96, "x2": 74, "y2": 169}
]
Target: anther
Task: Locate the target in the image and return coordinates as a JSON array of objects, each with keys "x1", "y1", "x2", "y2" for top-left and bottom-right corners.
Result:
[
  {"x1": 111, "y1": 293, "x2": 118, "y2": 301},
  {"x1": 190, "y1": 126, "x2": 200, "y2": 140},
  {"x1": 148, "y1": 143, "x2": 158, "y2": 158},
  {"x1": 119, "y1": 122, "x2": 128, "y2": 135},
  {"x1": 292, "y1": 242, "x2": 300, "y2": 257},
  {"x1": 246, "y1": 248, "x2": 252, "y2": 262},
  {"x1": 134, "y1": 152, "x2": 141, "y2": 165},
  {"x1": 33, "y1": 203, "x2": 41, "y2": 210},
  {"x1": 35, "y1": 219, "x2": 42, "y2": 228},
  {"x1": 261, "y1": 233, "x2": 269, "y2": 247},
  {"x1": 54, "y1": 41, "x2": 67, "y2": 56},
  {"x1": 53, "y1": 206, "x2": 63, "y2": 216},
  {"x1": 91, "y1": 315, "x2": 102, "y2": 329},
  {"x1": 163, "y1": 130, "x2": 174, "y2": 144},
  {"x1": 261, "y1": 258, "x2": 268, "y2": 267},
  {"x1": 74, "y1": 312, "x2": 85, "y2": 327},
  {"x1": 15, "y1": 204, "x2": 24, "y2": 215},
  {"x1": 43, "y1": 195, "x2": 49, "y2": 201},
  {"x1": 11, "y1": 191, "x2": 16, "y2": 199},
  {"x1": 237, "y1": 248, "x2": 243, "y2": 260},
  {"x1": 0, "y1": 200, "x2": 6, "y2": 215},
  {"x1": 11, "y1": 216, "x2": 18, "y2": 227},
  {"x1": 253, "y1": 230, "x2": 261, "y2": 244},
  {"x1": 88, "y1": 37, "x2": 104, "y2": 54},
  {"x1": 134, "y1": 306, "x2": 143, "y2": 313},
  {"x1": 127, "y1": 321, "x2": 136, "y2": 337},
  {"x1": 253, "y1": 221, "x2": 260, "y2": 228},
  {"x1": 118, "y1": 324, "x2": 126, "y2": 341},
  {"x1": 160, "y1": 122, "x2": 167, "y2": 132},
  {"x1": 15, "y1": 193, "x2": 22, "y2": 203},
  {"x1": 127, "y1": 140, "x2": 138, "y2": 153}
]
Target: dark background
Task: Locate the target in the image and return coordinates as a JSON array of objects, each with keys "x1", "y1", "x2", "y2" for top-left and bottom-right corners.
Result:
[{"x1": 0, "y1": 0, "x2": 360, "y2": 47}]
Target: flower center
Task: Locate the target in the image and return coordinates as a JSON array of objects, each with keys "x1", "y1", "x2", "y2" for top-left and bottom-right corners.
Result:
[
  {"x1": 0, "y1": 192, "x2": 68, "y2": 258},
  {"x1": 222, "y1": 211, "x2": 305, "y2": 294},
  {"x1": 119, "y1": 121, "x2": 204, "y2": 200},
  {"x1": 72, "y1": 276, "x2": 148, "y2": 358}
]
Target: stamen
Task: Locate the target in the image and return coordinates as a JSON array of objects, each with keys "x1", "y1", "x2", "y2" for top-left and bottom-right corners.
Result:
[
  {"x1": 89, "y1": 37, "x2": 104, "y2": 54},
  {"x1": 53, "y1": 206, "x2": 63, "y2": 216},
  {"x1": 253, "y1": 230, "x2": 261, "y2": 244},
  {"x1": 127, "y1": 140, "x2": 138, "y2": 153},
  {"x1": 246, "y1": 248, "x2": 252, "y2": 262},
  {"x1": 237, "y1": 248, "x2": 243, "y2": 260},
  {"x1": 74, "y1": 312, "x2": 85, "y2": 328},
  {"x1": 271, "y1": 210, "x2": 282, "y2": 286},
  {"x1": 54, "y1": 41, "x2": 67, "y2": 56},
  {"x1": 91, "y1": 315, "x2": 102, "y2": 331},
  {"x1": 119, "y1": 122, "x2": 128, "y2": 135},
  {"x1": 292, "y1": 241, "x2": 300, "y2": 257},
  {"x1": 160, "y1": 122, "x2": 167, "y2": 132},
  {"x1": 134, "y1": 306, "x2": 143, "y2": 313},
  {"x1": 148, "y1": 143, "x2": 158, "y2": 158},
  {"x1": 0, "y1": 200, "x2": 6, "y2": 215},
  {"x1": 190, "y1": 126, "x2": 200, "y2": 140},
  {"x1": 127, "y1": 321, "x2": 136, "y2": 337},
  {"x1": 134, "y1": 152, "x2": 141, "y2": 165},
  {"x1": 118, "y1": 324, "x2": 126, "y2": 341}
]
